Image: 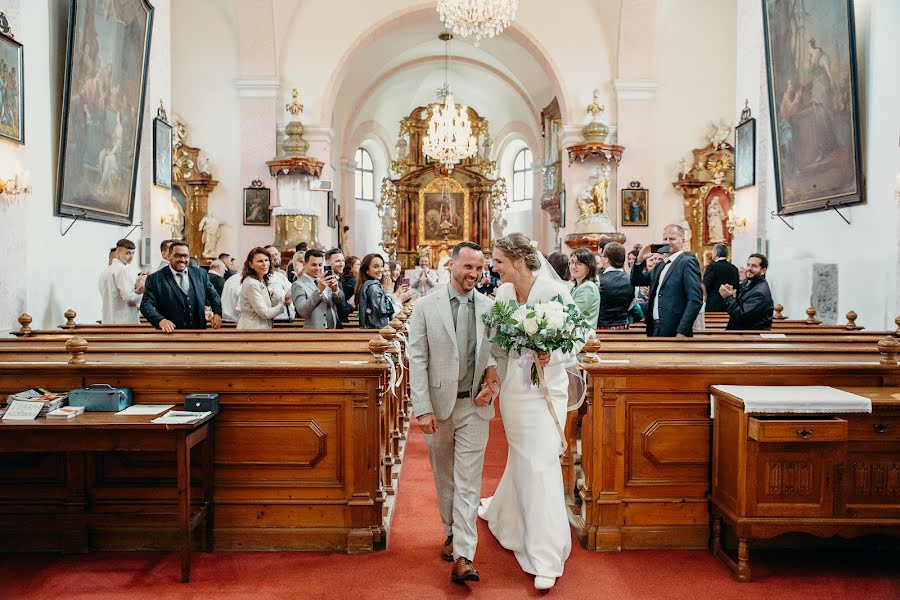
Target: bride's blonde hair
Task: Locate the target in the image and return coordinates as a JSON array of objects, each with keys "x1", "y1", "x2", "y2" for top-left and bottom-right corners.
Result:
[{"x1": 493, "y1": 233, "x2": 542, "y2": 271}]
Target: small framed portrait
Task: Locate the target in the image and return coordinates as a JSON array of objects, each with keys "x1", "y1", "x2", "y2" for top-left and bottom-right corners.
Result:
[
  {"x1": 621, "y1": 183, "x2": 648, "y2": 226},
  {"x1": 558, "y1": 188, "x2": 566, "y2": 229},
  {"x1": 734, "y1": 103, "x2": 755, "y2": 190},
  {"x1": 152, "y1": 103, "x2": 172, "y2": 188},
  {"x1": 243, "y1": 180, "x2": 271, "y2": 226},
  {"x1": 0, "y1": 24, "x2": 25, "y2": 144}
]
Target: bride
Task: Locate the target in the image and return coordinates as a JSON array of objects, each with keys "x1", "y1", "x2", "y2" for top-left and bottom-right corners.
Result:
[{"x1": 478, "y1": 232, "x2": 576, "y2": 590}]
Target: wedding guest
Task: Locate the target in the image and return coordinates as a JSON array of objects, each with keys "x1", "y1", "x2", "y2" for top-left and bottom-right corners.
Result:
[
  {"x1": 140, "y1": 241, "x2": 222, "y2": 332},
  {"x1": 568, "y1": 248, "x2": 599, "y2": 326},
  {"x1": 221, "y1": 268, "x2": 242, "y2": 323},
  {"x1": 388, "y1": 260, "x2": 403, "y2": 293},
  {"x1": 597, "y1": 242, "x2": 635, "y2": 329},
  {"x1": 626, "y1": 249, "x2": 639, "y2": 273},
  {"x1": 99, "y1": 238, "x2": 146, "y2": 324},
  {"x1": 207, "y1": 259, "x2": 226, "y2": 297},
  {"x1": 155, "y1": 239, "x2": 174, "y2": 272},
  {"x1": 218, "y1": 253, "x2": 239, "y2": 280},
  {"x1": 342, "y1": 255, "x2": 360, "y2": 309},
  {"x1": 237, "y1": 247, "x2": 293, "y2": 330},
  {"x1": 547, "y1": 251, "x2": 570, "y2": 285},
  {"x1": 356, "y1": 253, "x2": 396, "y2": 329},
  {"x1": 264, "y1": 245, "x2": 292, "y2": 321},
  {"x1": 721, "y1": 253, "x2": 774, "y2": 330},
  {"x1": 292, "y1": 249, "x2": 343, "y2": 329},
  {"x1": 410, "y1": 255, "x2": 438, "y2": 297},
  {"x1": 475, "y1": 261, "x2": 500, "y2": 297},
  {"x1": 287, "y1": 242, "x2": 309, "y2": 282},
  {"x1": 703, "y1": 243, "x2": 740, "y2": 312},
  {"x1": 326, "y1": 248, "x2": 353, "y2": 323}
]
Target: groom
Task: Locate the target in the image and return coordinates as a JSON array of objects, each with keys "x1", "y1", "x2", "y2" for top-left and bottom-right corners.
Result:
[{"x1": 408, "y1": 241, "x2": 502, "y2": 584}]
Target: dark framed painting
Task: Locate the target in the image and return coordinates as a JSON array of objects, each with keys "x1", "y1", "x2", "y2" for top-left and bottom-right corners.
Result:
[
  {"x1": 621, "y1": 187, "x2": 648, "y2": 226},
  {"x1": 0, "y1": 27, "x2": 24, "y2": 144},
  {"x1": 243, "y1": 186, "x2": 271, "y2": 226},
  {"x1": 152, "y1": 105, "x2": 171, "y2": 188},
  {"x1": 558, "y1": 188, "x2": 566, "y2": 229},
  {"x1": 763, "y1": 0, "x2": 864, "y2": 215},
  {"x1": 326, "y1": 190, "x2": 336, "y2": 228},
  {"x1": 734, "y1": 117, "x2": 756, "y2": 190},
  {"x1": 55, "y1": 0, "x2": 154, "y2": 225}
]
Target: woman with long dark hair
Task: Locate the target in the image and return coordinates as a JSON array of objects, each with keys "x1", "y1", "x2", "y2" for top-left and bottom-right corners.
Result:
[
  {"x1": 568, "y1": 248, "x2": 600, "y2": 326},
  {"x1": 355, "y1": 253, "x2": 396, "y2": 329},
  {"x1": 342, "y1": 256, "x2": 360, "y2": 309},
  {"x1": 237, "y1": 247, "x2": 293, "y2": 330}
]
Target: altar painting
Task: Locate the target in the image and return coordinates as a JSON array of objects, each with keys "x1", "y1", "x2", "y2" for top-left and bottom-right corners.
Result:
[{"x1": 418, "y1": 177, "x2": 471, "y2": 246}]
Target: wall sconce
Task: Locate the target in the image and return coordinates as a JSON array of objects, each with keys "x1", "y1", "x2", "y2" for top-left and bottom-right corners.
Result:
[
  {"x1": 0, "y1": 173, "x2": 31, "y2": 198},
  {"x1": 726, "y1": 208, "x2": 747, "y2": 234}
]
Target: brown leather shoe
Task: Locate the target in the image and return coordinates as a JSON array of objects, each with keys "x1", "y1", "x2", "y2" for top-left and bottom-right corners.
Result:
[
  {"x1": 440, "y1": 535, "x2": 453, "y2": 562},
  {"x1": 450, "y1": 557, "x2": 480, "y2": 583}
]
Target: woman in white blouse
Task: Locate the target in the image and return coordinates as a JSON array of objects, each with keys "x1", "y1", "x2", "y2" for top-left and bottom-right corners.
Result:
[{"x1": 237, "y1": 247, "x2": 293, "y2": 330}]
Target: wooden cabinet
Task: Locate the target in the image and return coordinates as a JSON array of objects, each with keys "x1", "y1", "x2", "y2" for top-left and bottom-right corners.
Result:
[{"x1": 710, "y1": 387, "x2": 900, "y2": 581}]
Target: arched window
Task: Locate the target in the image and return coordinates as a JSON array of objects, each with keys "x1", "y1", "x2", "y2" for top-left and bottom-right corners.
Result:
[
  {"x1": 355, "y1": 148, "x2": 375, "y2": 201},
  {"x1": 512, "y1": 148, "x2": 533, "y2": 202}
]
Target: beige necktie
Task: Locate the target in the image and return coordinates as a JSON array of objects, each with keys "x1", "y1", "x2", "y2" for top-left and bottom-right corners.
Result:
[
  {"x1": 455, "y1": 295, "x2": 469, "y2": 380},
  {"x1": 176, "y1": 272, "x2": 188, "y2": 294}
]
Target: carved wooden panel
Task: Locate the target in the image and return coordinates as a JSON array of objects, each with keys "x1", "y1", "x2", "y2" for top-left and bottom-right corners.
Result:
[
  {"x1": 843, "y1": 451, "x2": 900, "y2": 518},
  {"x1": 749, "y1": 446, "x2": 834, "y2": 518}
]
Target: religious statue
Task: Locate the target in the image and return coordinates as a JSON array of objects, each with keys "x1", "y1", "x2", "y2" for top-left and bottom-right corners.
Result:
[
  {"x1": 168, "y1": 202, "x2": 184, "y2": 240},
  {"x1": 706, "y1": 196, "x2": 727, "y2": 243},
  {"x1": 574, "y1": 167, "x2": 616, "y2": 235},
  {"x1": 199, "y1": 212, "x2": 223, "y2": 259},
  {"x1": 708, "y1": 119, "x2": 732, "y2": 150},
  {"x1": 678, "y1": 156, "x2": 693, "y2": 179}
]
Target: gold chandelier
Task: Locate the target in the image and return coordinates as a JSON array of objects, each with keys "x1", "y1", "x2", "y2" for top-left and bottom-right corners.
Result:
[
  {"x1": 422, "y1": 33, "x2": 477, "y2": 171},
  {"x1": 437, "y1": 0, "x2": 518, "y2": 46}
]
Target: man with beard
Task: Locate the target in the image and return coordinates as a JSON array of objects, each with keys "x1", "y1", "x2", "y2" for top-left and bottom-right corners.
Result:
[{"x1": 719, "y1": 253, "x2": 774, "y2": 330}]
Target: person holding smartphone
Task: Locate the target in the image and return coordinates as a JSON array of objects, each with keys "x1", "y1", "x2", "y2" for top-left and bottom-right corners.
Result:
[{"x1": 291, "y1": 248, "x2": 344, "y2": 329}]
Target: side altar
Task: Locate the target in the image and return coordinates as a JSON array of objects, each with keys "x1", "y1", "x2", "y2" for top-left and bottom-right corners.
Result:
[{"x1": 379, "y1": 105, "x2": 507, "y2": 269}]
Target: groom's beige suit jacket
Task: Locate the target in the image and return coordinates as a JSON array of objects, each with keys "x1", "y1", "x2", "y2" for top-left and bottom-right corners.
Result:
[{"x1": 408, "y1": 285, "x2": 496, "y2": 422}]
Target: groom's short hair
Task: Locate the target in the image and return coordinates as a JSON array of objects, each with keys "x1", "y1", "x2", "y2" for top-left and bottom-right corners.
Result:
[{"x1": 451, "y1": 241, "x2": 482, "y2": 259}]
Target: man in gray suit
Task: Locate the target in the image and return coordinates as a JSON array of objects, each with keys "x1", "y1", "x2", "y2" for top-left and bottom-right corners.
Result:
[
  {"x1": 410, "y1": 255, "x2": 439, "y2": 297},
  {"x1": 292, "y1": 249, "x2": 344, "y2": 329},
  {"x1": 408, "y1": 241, "x2": 502, "y2": 584}
]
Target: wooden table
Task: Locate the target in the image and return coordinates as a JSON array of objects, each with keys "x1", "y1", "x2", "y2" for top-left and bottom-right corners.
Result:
[{"x1": 0, "y1": 411, "x2": 215, "y2": 583}]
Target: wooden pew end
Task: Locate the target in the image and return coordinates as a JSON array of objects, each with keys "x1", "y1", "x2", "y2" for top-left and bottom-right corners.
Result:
[
  {"x1": 805, "y1": 306, "x2": 821, "y2": 325},
  {"x1": 877, "y1": 336, "x2": 899, "y2": 365},
  {"x1": 64, "y1": 309, "x2": 77, "y2": 329},
  {"x1": 368, "y1": 335, "x2": 392, "y2": 363},
  {"x1": 65, "y1": 336, "x2": 89, "y2": 365},
  {"x1": 773, "y1": 304, "x2": 786, "y2": 320},
  {"x1": 581, "y1": 336, "x2": 601, "y2": 364},
  {"x1": 17, "y1": 313, "x2": 33, "y2": 336}
]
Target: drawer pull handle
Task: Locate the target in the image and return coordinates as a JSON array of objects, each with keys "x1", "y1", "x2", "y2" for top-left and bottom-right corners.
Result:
[
  {"x1": 795, "y1": 428, "x2": 813, "y2": 439},
  {"x1": 873, "y1": 423, "x2": 889, "y2": 434}
]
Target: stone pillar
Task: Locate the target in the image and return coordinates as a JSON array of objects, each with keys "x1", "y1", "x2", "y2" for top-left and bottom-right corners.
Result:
[
  {"x1": 338, "y1": 156, "x2": 358, "y2": 255},
  {"x1": 614, "y1": 79, "x2": 657, "y2": 249}
]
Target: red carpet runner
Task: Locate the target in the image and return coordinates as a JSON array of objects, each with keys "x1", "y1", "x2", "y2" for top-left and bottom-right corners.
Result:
[{"x1": 1, "y1": 414, "x2": 897, "y2": 599}]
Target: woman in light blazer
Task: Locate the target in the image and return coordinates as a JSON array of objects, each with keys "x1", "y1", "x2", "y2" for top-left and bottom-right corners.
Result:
[
  {"x1": 237, "y1": 247, "x2": 293, "y2": 330},
  {"x1": 568, "y1": 248, "x2": 600, "y2": 327}
]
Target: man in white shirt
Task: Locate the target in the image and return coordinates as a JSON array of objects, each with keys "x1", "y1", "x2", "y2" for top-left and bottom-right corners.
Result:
[
  {"x1": 221, "y1": 269, "x2": 242, "y2": 323},
  {"x1": 410, "y1": 255, "x2": 438, "y2": 297},
  {"x1": 265, "y1": 245, "x2": 293, "y2": 321},
  {"x1": 155, "y1": 239, "x2": 174, "y2": 272},
  {"x1": 99, "y1": 238, "x2": 146, "y2": 324}
]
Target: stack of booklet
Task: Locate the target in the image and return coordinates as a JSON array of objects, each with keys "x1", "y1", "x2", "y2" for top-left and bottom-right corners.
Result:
[
  {"x1": 46, "y1": 406, "x2": 86, "y2": 420},
  {"x1": 6, "y1": 389, "x2": 68, "y2": 417}
]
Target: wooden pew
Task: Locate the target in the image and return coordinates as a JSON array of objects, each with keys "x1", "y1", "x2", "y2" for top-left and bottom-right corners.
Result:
[
  {"x1": 0, "y1": 327, "x2": 411, "y2": 554},
  {"x1": 571, "y1": 335, "x2": 900, "y2": 552}
]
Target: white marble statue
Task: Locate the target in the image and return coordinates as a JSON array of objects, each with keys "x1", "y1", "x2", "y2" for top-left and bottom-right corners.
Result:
[
  {"x1": 706, "y1": 197, "x2": 727, "y2": 243},
  {"x1": 199, "y1": 212, "x2": 223, "y2": 258},
  {"x1": 708, "y1": 119, "x2": 732, "y2": 150}
]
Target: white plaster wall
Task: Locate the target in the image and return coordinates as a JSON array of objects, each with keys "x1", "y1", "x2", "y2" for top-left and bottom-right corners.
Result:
[
  {"x1": 732, "y1": 0, "x2": 900, "y2": 329},
  {"x1": 171, "y1": 0, "x2": 243, "y2": 259}
]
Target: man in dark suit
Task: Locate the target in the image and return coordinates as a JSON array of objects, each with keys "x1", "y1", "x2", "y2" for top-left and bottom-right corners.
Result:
[
  {"x1": 140, "y1": 241, "x2": 223, "y2": 332},
  {"x1": 702, "y1": 243, "x2": 740, "y2": 313},
  {"x1": 720, "y1": 253, "x2": 774, "y2": 330},
  {"x1": 630, "y1": 224, "x2": 703, "y2": 337}
]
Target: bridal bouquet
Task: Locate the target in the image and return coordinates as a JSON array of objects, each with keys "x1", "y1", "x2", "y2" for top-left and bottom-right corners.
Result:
[{"x1": 483, "y1": 294, "x2": 591, "y2": 385}]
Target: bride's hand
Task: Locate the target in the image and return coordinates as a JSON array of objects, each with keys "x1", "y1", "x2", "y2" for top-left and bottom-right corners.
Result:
[
  {"x1": 474, "y1": 386, "x2": 493, "y2": 407},
  {"x1": 536, "y1": 351, "x2": 551, "y2": 367}
]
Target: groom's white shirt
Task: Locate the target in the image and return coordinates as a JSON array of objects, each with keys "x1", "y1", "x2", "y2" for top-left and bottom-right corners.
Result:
[{"x1": 408, "y1": 285, "x2": 496, "y2": 421}]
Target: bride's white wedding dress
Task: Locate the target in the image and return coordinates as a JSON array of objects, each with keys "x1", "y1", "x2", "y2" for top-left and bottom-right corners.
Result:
[{"x1": 478, "y1": 276, "x2": 575, "y2": 581}]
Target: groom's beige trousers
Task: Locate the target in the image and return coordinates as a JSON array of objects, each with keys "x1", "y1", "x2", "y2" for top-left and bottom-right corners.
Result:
[{"x1": 424, "y1": 395, "x2": 490, "y2": 562}]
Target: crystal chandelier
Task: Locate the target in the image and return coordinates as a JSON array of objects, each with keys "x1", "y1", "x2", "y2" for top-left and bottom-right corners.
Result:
[
  {"x1": 423, "y1": 34, "x2": 478, "y2": 171},
  {"x1": 437, "y1": 0, "x2": 518, "y2": 46}
]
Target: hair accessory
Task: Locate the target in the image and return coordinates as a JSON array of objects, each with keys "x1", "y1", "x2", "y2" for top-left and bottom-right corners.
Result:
[{"x1": 529, "y1": 240, "x2": 538, "y2": 249}]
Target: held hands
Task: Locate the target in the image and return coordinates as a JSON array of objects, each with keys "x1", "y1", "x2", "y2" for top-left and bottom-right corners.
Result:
[
  {"x1": 719, "y1": 283, "x2": 736, "y2": 298},
  {"x1": 417, "y1": 413, "x2": 438, "y2": 434},
  {"x1": 159, "y1": 319, "x2": 176, "y2": 333}
]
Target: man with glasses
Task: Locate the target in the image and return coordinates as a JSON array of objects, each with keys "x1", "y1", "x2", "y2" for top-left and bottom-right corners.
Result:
[{"x1": 140, "y1": 241, "x2": 222, "y2": 332}]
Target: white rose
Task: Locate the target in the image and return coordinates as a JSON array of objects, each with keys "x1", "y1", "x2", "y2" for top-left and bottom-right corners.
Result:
[
  {"x1": 523, "y1": 318, "x2": 539, "y2": 335},
  {"x1": 546, "y1": 313, "x2": 567, "y2": 330}
]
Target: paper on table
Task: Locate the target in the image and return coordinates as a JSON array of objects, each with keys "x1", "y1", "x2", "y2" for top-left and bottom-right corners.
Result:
[
  {"x1": 598, "y1": 359, "x2": 630, "y2": 363},
  {"x1": 339, "y1": 360, "x2": 369, "y2": 365},
  {"x1": 116, "y1": 404, "x2": 175, "y2": 416},
  {"x1": 151, "y1": 411, "x2": 212, "y2": 424},
  {"x1": 2, "y1": 400, "x2": 44, "y2": 420},
  {"x1": 759, "y1": 333, "x2": 787, "y2": 339}
]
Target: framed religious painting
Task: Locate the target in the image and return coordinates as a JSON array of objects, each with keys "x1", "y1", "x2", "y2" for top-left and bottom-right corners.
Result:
[
  {"x1": 243, "y1": 179, "x2": 271, "y2": 226},
  {"x1": 326, "y1": 190, "x2": 336, "y2": 228},
  {"x1": 763, "y1": 0, "x2": 864, "y2": 215},
  {"x1": 152, "y1": 101, "x2": 172, "y2": 188},
  {"x1": 621, "y1": 182, "x2": 648, "y2": 226},
  {"x1": 734, "y1": 102, "x2": 756, "y2": 190},
  {"x1": 56, "y1": 0, "x2": 154, "y2": 225},
  {"x1": 417, "y1": 176, "x2": 471, "y2": 246},
  {"x1": 0, "y1": 20, "x2": 24, "y2": 145},
  {"x1": 558, "y1": 188, "x2": 566, "y2": 229}
]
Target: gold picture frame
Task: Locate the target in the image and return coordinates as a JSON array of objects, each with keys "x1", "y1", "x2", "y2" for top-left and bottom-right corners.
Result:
[{"x1": 418, "y1": 176, "x2": 471, "y2": 246}]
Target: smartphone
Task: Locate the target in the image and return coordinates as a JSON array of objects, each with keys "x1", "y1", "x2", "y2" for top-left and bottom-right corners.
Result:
[
  {"x1": 402, "y1": 277, "x2": 410, "y2": 287},
  {"x1": 649, "y1": 243, "x2": 665, "y2": 253},
  {"x1": 324, "y1": 265, "x2": 333, "y2": 277}
]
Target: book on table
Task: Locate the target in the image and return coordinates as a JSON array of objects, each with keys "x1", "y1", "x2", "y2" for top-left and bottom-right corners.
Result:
[
  {"x1": 6, "y1": 389, "x2": 68, "y2": 416},
  {"x1": 46, "y1": 406, "x2": 86, "y2": 420}
]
